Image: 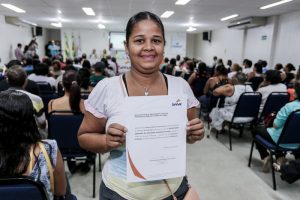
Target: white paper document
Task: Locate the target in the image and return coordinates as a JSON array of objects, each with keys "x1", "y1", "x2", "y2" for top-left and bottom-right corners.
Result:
[{"x1": 123, "y1": 95, "x2": 187, "y2": 182}]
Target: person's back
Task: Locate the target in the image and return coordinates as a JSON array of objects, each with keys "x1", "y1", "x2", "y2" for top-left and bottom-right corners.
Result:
[{"x1": 0, "y1": 90, "x2": 67, "y2": 199}]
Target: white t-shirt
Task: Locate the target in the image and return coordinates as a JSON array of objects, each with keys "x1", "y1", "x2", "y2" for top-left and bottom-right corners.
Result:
[
  {"x1": 258, "y1": 83, "x2": 287, "y2": 110},
  {"x1": 85, "y1": 74, "x2": 199, "y2": 200}
]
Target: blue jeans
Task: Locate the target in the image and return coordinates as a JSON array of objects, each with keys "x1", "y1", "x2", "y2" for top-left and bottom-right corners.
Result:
[{"x1": 99, "y1": 177, "x2": 189, "y2": 200}]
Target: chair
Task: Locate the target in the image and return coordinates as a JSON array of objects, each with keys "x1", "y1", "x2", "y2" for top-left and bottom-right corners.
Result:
[
  {"x1": 0, "y1": 176, "x2": 49, "y2": 200},
  {"x1": 48, "y1": 111, "x2": 96, "y2": 198},
  {"x1": 258, "y1": 92, "x2": 289, "y2": 124},
  {"x1": 216, "y1": 92, "x2": 262, "y2": 150},
  {"x1": 248, "y1": 109, "x2": 300, "y2": 190},
  {"x1": 39, "y1": 93, "x2": 59, "y2": 119},
  {"x1": 36, "y1": 82, "x2": 54, "y2": 94}
]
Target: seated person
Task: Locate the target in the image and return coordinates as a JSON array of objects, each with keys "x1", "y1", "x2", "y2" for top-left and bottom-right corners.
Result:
[
  {"x1": 188, "y1": 62, "x2": 209, "y2": 98},
  {"x1": 252, "y1": 80, "x2": 300, "y2": 172},
  {"x1": 90, "y1": 62, "x2": 106, "y2": 87},
  {"x1": 6, "y1": 65, "x2": 46, "y2": 137},
  {"x1": 209, "y1": 72, "x2": 253, "y2": 131},
  {"x1": 0, "y1": 90, "x2": 66, "y2": 199}
]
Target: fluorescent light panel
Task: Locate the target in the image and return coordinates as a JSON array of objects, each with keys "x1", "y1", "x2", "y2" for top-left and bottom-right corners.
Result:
[
  {"x1": 57, "y1": 10, "x2": 62, "y2": 14},
  {"x1": 82, "y1": 7, "x2": 95, "y2": 16},
  {"x1": 260, "y1": 0, "x2": 293, "y2": 9},
  {"x1": 175, "y1": 0, "x2": 191, "y2": 5},
  {"x1": 220, "y1": 14, "x2": 239, "y2": 21},
  {"x1": 98, "y1": 24, "x2": 105, "y2": 29},
  {"x1": 187, "y1": 27, "x2": 196, "y2": 32},
  {"x1": 51, "y1": 22, "x2": 62, "y2": 28},
  {"x1": 161, "y1": 11, "x2": 174, "y2": 18},
  {"x1": 1, "y1": 3, "x2": 25, "y2": 13}
]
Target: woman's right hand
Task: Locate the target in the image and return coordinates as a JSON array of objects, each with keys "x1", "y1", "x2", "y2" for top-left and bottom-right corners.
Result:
[{"x1": 106, "y1": 123, "x2": 127, "y2": 150}]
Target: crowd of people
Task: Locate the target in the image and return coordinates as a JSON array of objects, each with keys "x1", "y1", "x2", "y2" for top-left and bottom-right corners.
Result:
[{"x1": 0, "y1": 10, "x2": 300, "y2": 200}]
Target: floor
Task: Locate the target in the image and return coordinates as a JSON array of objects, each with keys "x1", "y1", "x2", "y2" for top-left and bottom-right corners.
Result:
[{"x1": 68, "y1": 125, "x2": 300, "y2": 200}]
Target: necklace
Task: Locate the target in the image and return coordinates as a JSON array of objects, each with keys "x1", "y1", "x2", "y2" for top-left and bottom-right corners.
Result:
[{"x1": 129, "y1": 73, "x2": 158, "y2": 96}]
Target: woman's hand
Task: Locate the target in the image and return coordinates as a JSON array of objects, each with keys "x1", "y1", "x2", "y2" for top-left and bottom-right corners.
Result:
[
  {"x1": 186, "y1": 118, "x2": 205, "y2": 144},
  {"x1": 106, "y1": 123, "x2": 127, "y2": 150}
]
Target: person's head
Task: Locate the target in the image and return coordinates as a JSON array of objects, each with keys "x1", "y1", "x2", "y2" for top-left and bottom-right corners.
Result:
[
  {"x1": 78, "y1": 68, "x2": 91, "y2": 90},
  {"x1": 217, "y1": 58, "x2": 223, "y2": 65},
  {"x1": 62, "y1": 70, "x2": 81, "y2": 111},
  {"x1": 74, "y1": 57, "x2": 80, "y2": 64},
  {"x1": 186, "y1": 60, "x2": 195, "y2": 72},
  {"x1": 275, "y1": 63, "x2": 283, "y2": 71},
  {"x1": 227, "y1": 59, "x2": 232, "y2": 67},
  {"x1": 6, "y1": 59, "x2": 22, "y2": 69},
  {"x1": 170, "y1": 58, "x2": 177, "y2": 66},
  {"x1": 52, "y1": 60, "x2": 61, "y2": 71},
  {"x1": 0, "y1": 90, "x2": 40, "y2": 176},
  {"x1": 66, "y1": 58, "x2": 74, "y2": 66},
  {"x1": 232, "y1": 72, "x2": 247, "y2": 85},
  {"x1": 6, "y1": 65, "x2": 27, "y2": 88},
  {"x1": 82, "y1": 59, "x2": 91, "y2": 69},
  {"x1": 176, "y1": 55, "x2": 181, "y2": 61},
  {"x1": 81, "y1": 53, "x2": 87, "y2": 59},
  {"x1": 244, "y1": 59, "x2": 252, "y2": 68},
  {"x1": 93, "y1": 62, "x2": 105, "y2": 74},
  {"x1": 213, "y1": 56, "x2": 217, "y2": 61},
  {"x1": 285, "y1": 63, "x2": 295, "y2": 73},
  {"x1": 197, "y1": 62, "x2": 207, "y2": 75},
  {"x1": 125, "y1": 11, "x2": 165, "y2": 74},
  {"x1": 261, "y1": 60, "x2": 268, "y2": 68},
  {"x1": 254, "y1": 62, "x2": 263, "y2": 74},
  {"x1": 111, "y1": 57, "x2": 117, "y2": 63},
  {"x1": 231, "y1": 63, "x2": 242, "y2": 72},
  {"x1": 164, "y1": 57, "x2": 169, "y2": 63},
  {"x1": 215, "y1": 65, "x2": 227, "y2": 76},
  {"x1": 92, "y1": 49, "x2": 96, "y2": 54},
  {"x1": 17, "y1": 43, "x2": 22, "y2": 48},
  {"x1": 103, "y1": 49, "x2": 107, "y2": 54},
  {"x1": 294, "y1": 79, "x2": 300, "y2": 100},
  {"x1": 265, "y1": 70, "x2": 281, "y2": 84},
  {"x1": 34, "y1": 63, "x2": 49, "y2": 76}
]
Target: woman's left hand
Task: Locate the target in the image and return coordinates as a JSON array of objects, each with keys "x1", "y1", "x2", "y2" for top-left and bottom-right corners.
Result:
[{"x1": 186, "y1": 118, "x2": 205, "y2": 144}]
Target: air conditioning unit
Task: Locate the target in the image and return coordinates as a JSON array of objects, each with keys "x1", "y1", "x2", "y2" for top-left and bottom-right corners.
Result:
[
  {"x1": 4, "y1": 16, "x2": 32, "y2": 27},
  {"x1": 228, "y1": 17, "x2": 267, "y2": 29}
]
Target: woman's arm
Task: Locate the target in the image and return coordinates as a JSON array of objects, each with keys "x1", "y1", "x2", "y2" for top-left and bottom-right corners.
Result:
[
  {"x1": 213, "y1": 84, "x2": 234, "y2": 97},
  {"x1": 186, "y1": 107, "x2": 205, "y2": 143},
  {"x1": 53, "y1": 149, "x2": 66, "y2": 197},
  {"x1": 187, "y1": 72, "x2": 196, "y2": 85},
  {"x1": 78, "y1": 111, "x2": 127, "y2": 153},
  {"x1": 203, "y1": 78, "x2": 213, "y2": 95}
]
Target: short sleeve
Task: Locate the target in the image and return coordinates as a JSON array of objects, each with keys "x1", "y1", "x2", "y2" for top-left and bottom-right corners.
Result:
[
  {"x1": 43, "y1": 139, "x2": 58, "y2": 168},
  {"x1": 274, "y1": 105, "x2": 289, "y2": 128},
  {"x1": 84, "y1": 78, "x2": 110, "y2": 118},
  {"x1": 181, "y1": 78, "x2": 199, "y2": 108}
]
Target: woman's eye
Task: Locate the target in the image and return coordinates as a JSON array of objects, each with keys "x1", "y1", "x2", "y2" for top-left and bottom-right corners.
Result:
[
  {"x1": 153, "y1": 39, "x2": 162, "y2": 44},
  {"x1": 134, "y1": 39, "x2": 144, "y2": 44}
]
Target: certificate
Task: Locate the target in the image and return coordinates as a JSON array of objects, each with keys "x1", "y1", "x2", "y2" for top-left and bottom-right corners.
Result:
[{"x1": 123, "y1": 95, "x2": 187, "y2": 182}]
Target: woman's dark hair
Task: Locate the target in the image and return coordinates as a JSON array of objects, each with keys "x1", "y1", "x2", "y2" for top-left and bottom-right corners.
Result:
[
  {"x1": 78, "y1": 68, "x2": 91, "y2": 90},
  {"x1": 197, "y1": 62, "x2": 207, "y2": 75},
  {"x1": 285, "y1": 63, "x2": 296, "y2": 72},
  {"x1": 164, "y1": 57, "x2": 169, "y2": 63},
  {"x1": 170, "y1": 58, "x2": 177, "y2": 66},
  {"x1": 294, "y1": 80, "x2": 300, "y2": 100},
  {"x1": 0, "y1": 90, "x2": 40, "y2": 176},
  {"x1": 125, "y1": 11, "x2": 165, "y2": 45},
  {"x1": 215, "y1": 65, "x2": 228, "y2": 76},
  {"x1": 265, "y1": 70, "x2": 281, "y2": 84},
  {"x1": 275, "y1": 63, "x2": 283, "y2": 71},
  {"x1": 82, "y1": 59, "x2": 91, "y2": 70},
  {"x1": 254, "y1": 62, "x2": 263, "y2": 74},
  {"x1": 62, "y1": 70, "x2": 82, "y2": 111},
  {"x1": 34, "y1": 63, "x2": 49, "y2": 76}
]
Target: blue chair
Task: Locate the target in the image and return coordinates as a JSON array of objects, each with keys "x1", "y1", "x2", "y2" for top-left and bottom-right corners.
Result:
[
  {"x1": 36, "y1": 82, "x2": 54, "y2": 94},
  {"x1": 217, "y1": 92, "x2": 262, "y2": 150},
  {"x1": 258, "y1": 92, "x2": 289, "y2": 124},
  {"x1": 48, "y1": 111, "x2": 96, "y2": 198},
  {"x1": 248, "y1": 109, "x2": 300, "y2": 190},
  {"x1": 0, "y1": 176, "x2": 49, "y2": 200}
]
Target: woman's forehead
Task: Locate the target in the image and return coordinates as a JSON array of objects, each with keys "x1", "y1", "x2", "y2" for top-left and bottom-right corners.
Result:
[{"x1": 130, "y1": 19, "x2": 163, "y2": 36}]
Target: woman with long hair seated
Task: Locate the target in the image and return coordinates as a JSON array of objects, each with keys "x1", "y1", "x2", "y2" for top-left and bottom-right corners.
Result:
[{"x1": 0, "y1": 90, "x2": 66, "y2": 199}]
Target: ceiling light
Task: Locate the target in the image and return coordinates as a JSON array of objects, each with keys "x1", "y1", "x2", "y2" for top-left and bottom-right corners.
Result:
[
  {"x1": 1, "y1": 3, "x2": 25, "y2": 13},
  {"x1": 57, "y1": 10, "x2": 62, "y2": 14},
  {"x1": 21, "y1": 19, "x2": 37, "y2": 26},
  {"x1": 98, "y1": 24, "x2": 106, "y2": 29},
  {"x1": 220, "y1": 14, "x2": 239, "y2": 21},
  {"x1": 51, "y1": 22, "x2": 62, "y2": 28},
  {"x1": 161, "y1": 11, "x2": 174, "y2": 18},
  {"x1": 82, "y1": 7, "x2": 95, "y2": 16},
  {"x1": 260, "y1": 0, "x2": 293, "y2": 9},
  {"x1": 175, "y1": 0, "x2": 191, "y2": 5},
  {"x1": 187, "y1": 27, "x2": 196, "y2": 32}
]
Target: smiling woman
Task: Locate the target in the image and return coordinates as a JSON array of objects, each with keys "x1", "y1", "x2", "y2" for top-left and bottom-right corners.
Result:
[{"x1": 78, "y1": 11, "x2": 204, "y2": 200}]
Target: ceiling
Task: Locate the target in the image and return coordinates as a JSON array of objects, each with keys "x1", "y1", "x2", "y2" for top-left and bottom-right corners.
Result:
[{"x1": 1, "y1": 0, "x2": 300, "y2": 32}]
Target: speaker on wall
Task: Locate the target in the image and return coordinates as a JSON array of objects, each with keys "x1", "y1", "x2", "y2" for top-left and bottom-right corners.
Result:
[
  {"x1": 202, "y1": 31, "x2": 211, "y2": 42},
  {"x1": 36, "y1": 26, "x2": 43, "y2": 36}
]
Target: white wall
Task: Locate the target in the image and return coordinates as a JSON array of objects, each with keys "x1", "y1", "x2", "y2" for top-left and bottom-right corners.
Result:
[{"x1": 194, "y1": 11, "x2": 300, "y2": 68}]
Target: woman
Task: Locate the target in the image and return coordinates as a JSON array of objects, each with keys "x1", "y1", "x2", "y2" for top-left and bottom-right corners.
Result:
[
  {"x1": 209, "y1": 72, "x2": 253, "y2": 131},
  {"x1": 78, "y1": 11, "x2": 204, "y2": 200},
  {"x1": 252, "y1": 80, "x2": 300, "y2": 172},
  {"x1": 247, "y1": 62, "x2": 263, "y2": 81},
  {"x1": 188, "y1": 62, "x2": 209, "y2": 97},
  {"x1": 0, "y1": 90, "x2": 66, "y2": 199},
  {"x1": 228, "y1": 63, "x2": 242, "y2": 79}
]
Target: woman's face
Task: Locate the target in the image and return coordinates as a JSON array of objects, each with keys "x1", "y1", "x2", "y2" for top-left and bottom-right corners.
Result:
[{"x1": 125, "y1": 19, "x2": 164, "y2": 74}]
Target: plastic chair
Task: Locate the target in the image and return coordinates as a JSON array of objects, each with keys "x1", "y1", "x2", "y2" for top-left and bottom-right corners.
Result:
[
  {"x1": 36, "y1": 82, "x2": 54, "y2": 94},
  {"x1": 0, "y1": 176, "x2": 49, "y2": 200},
  {"x1": 248, "y1": 109, "x2": 300, "y2": 190},
  {"x1": 48, "y1": 111, "x2": 96, "y2": 198},
  {"x1": 258, "y1": 92, "x2": 289, "y2": 123},
  {"x1": 217, "y1": 92, "x2": 262, "y2": 150}
]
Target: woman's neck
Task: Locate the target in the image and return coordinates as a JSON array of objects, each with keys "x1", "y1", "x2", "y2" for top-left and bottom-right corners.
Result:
[{"x1": 129, "y1": 69, "x2": 161, "y2": 86}]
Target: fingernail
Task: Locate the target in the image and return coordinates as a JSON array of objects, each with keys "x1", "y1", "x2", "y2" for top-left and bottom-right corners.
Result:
[
  {"x1": 186, "y1": 122, "x2": 190, "y2": 126},
  {"x1": 186, "y1": 126, "x2": 190, "y2": 130},
  {"x1": 124, "y1": 128, "x2": 128, "y2": 132}
]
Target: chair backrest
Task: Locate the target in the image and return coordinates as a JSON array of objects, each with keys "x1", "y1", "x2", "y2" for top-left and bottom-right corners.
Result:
[
  {"x1": 232, "y1": 92, "x2": 262, "y2": 122},
  {"x1": 36, "y1": 82, "x2": 54, "y2": 94},
  {"x1": 0, "y1": 176, "x2": 49, "y2": 200},
  {"x1": 48, "y1": 111, "x2": 87, "y2": 157},
  {"x1": 277, "y1": 109, "x2": 300, "y2": 145},
  {"x1": 39, "y1": 93, "x2": 59, "y2": 119},
  {"x1": 259, "y1": 92, "x2": 290, "y2": 121}
]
